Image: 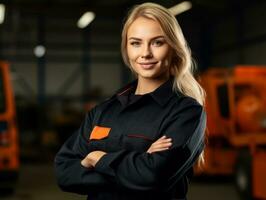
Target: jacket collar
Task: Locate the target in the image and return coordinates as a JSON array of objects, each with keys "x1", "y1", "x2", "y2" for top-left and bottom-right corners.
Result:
[
  {"x1": 115, "y1": 76, "x2": 178, "y2": 107},
  {"x1": 150, "y1": 76, "x2": 177, "y2": 106}
]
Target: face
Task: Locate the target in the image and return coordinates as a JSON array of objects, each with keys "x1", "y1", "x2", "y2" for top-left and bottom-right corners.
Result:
[{"x1": 126, "y1": 17, "x2": 171, "y2": 81}]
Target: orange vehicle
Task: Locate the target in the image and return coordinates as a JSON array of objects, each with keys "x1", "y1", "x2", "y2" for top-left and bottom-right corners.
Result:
[
  {"x1": 0, "y1": 62, "x2": 19, "y2": 194},
  {"x1": 196, "y1": 66, "x2": 266, "y2": 200}
]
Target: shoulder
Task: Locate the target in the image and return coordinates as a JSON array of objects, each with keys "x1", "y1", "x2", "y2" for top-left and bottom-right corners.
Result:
[
  {"x1": 172, "y1": 92, "x2": 203, "y2": 112},
  {"x1": 166, "y1": 94, "x2": 206, "y2": 126}
]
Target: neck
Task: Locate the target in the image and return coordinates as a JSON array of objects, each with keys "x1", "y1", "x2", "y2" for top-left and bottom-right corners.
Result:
[{"x1": 135, "y1": 75, "x2": 170, "y2": 95}]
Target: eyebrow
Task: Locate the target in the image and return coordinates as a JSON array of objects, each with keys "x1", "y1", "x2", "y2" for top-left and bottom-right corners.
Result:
[{"x1": 128, "y1": 36, "x2": 165, "y2": 40}]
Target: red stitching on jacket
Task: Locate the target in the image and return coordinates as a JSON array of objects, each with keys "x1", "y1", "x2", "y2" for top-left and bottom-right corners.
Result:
[
  {"x1": 126, "y1": 134, "x2": 153, "y2": 141},
  {"x1": 118, "y1": 86, "x2": 134, "y2": 96}
]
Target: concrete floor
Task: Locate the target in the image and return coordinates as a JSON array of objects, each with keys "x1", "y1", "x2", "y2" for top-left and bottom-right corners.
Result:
[{"x1": 1, "y1": 163, "x2": 240, "y2": 200}]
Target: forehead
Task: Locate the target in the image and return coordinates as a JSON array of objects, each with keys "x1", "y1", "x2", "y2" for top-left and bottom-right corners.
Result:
[{"x1": 127, "y1": 17, "x2": 164, "y2": 38}]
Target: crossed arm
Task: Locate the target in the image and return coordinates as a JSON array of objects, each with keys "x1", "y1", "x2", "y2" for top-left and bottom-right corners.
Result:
[
  {"x1": 55, "y1": 131, "x2": 175, "y2": 194},
  {"x1": 55, "y1": 101, "x2": 206, "y2": 194},
  {"x1": 81, "y1": 135, "x2": 172, "y2": 168}
]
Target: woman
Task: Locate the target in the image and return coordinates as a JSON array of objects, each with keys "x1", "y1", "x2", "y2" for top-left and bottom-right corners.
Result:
[{"x1": 54, "y1": 2, "x2": 206, "y2": 200}]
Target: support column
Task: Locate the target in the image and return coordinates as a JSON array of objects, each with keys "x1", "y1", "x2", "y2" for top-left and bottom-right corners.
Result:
[
  {"x1": 36, "y1": 15, "x2": 46, "y2": 104},
  {"x1": 81, "y1": 27, "x2": 90, "y2": 101}
]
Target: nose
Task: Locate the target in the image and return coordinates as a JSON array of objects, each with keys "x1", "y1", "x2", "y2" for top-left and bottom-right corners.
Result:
[{"x1": 141, "y1": 44, "x2": 153, "y2": 58}]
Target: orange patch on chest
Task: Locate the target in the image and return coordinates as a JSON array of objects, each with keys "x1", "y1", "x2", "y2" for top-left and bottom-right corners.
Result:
[{"x1": 89, "y1": 126, "x2": 111, "y2": 140}]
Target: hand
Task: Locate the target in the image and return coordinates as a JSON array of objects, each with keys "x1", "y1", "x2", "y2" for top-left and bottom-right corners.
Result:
[
  {"x1": 81, "y1": 151, "x2": 107, "y2": 168},
  {"x1": 147, "y1": 135, "x2": 172, "y2": 154}
]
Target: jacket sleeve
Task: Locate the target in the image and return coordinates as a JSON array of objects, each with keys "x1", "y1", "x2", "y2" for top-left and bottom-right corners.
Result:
[
  {"x1": 54, "y1": 107, "x2": 114, "y2": 194},
  {"x1": 94, "y1": 99, "x2": 206, "y2": 191}
]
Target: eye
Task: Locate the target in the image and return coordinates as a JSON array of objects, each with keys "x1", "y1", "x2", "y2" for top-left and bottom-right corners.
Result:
[
  {"x1": 152, "y1": 40, "x2": 165, "y2": 47},
  {"x1": 129, "y1": 41, "x2": 141, "y2": 47}
]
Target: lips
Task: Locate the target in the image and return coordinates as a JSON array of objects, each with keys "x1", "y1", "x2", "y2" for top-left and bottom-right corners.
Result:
[{"x1": 138, "y1": 61, "x2": 158, "y2": 69}]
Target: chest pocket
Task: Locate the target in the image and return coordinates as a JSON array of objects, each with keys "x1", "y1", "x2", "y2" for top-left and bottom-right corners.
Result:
[
  {"x1": 88, "y1": 126, "x2": 124, "y2": 152},
  {"x1": 87, "y1": 125, "x2": 111, "y2": 151},
  {"x1": 123, "y1": 134, "x2": 154, "y2": 152}
]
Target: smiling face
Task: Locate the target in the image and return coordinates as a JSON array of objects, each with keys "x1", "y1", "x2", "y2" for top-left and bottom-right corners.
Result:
[{"x1": 126, "y1": 17, "x2": 172, "y2": 82}]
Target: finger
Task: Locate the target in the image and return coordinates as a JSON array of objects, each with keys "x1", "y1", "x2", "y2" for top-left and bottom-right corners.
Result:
[
  {"x1": 153, "y1": 138, "x2": 172, "y2": 145},
  {"x1": 158, "y1": 138, "x2": 172, "y2": 143},
  {"x1": 159, "y1": 135, "x2": 172, "y2": 139},
  {"x1": 149, "y1": 142, "x2": 172, "y2": 151},
  {"x1": 148, "y1": 147, "x2": 170, "y2": 154},
  {"x1": 151, "y1": 144, "x2": 172, "y2": 151},
  {"x1": 152, "y1": 140, "x2": 172, "y2": 147},
  {"x1": 155, "y1": 141, "x2": 172, "y2": 147},
  {"x1": 154, "y1": 135, "x2": 167, "y2": 142}
]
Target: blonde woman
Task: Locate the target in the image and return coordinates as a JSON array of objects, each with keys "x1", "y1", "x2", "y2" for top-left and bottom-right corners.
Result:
[{"x1": 55, "y1": 2, "x2": 206, "y2": 200}]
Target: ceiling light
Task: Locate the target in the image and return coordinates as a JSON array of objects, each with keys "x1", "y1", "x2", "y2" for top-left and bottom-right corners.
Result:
[
  {"x1": 77, "y1": 12, "x2": 95, "y2": 29},
  {"x1": 0, "y1": 4, "x2": 5, "y2": 24},
  {"x1": 169, "y1": 1, "x2": 192, "y2": 16},
  {"x1": 34, "y1": 45, "x2": 46, "y2": 58}
]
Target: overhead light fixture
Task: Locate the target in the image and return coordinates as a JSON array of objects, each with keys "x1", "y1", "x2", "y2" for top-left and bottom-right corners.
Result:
[
  {"x1": 169, "y1": 1, "x2": 192, "y2": 16},
  {"x1": 77, "y1": 11, "x2": 95, "y2": 29},
  {"x1": 34, "y1": 45, "x2": 46, "y2": 58},
  {"x1": 0, "y1": 4, "x2": 5, "y2": 24}
]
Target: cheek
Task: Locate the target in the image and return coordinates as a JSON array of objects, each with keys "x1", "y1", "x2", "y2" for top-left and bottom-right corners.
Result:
[
  {"x1": 156, "y1": 48, "x2": 170, "y2": 63},
  {"x1": 154, "y1": 46, "x2": 170, "y2": 62},
  {"x1": 126, "y1": 48, "x2": 138, "y2": 70},
  {"x1": 127, "y1": 46, "x2": 138, "y2": 61}
]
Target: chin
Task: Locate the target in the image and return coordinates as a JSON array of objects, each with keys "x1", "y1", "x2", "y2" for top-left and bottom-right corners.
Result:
[
  {"x1": 137, "y1": 71, "x2": 158, "y2": 79},
  {"x1": 137, "y1": 69, "x2": 168, "y2": 80}
]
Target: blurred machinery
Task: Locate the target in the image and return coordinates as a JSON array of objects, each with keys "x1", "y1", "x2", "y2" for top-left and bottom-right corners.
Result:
[
  {"x1": 0, "y1": 62, "x2": 19, "y2": 194},
  {"x1": 196, "y1": 66, "x2": 266, "y2": 200}
]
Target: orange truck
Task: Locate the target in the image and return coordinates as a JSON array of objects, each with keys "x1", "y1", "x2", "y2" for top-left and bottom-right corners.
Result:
[
  {"x1": 197, "y1": 66, "x2": 266, "y2": 200},
  {"x1": 0, "y1": 62, "x2": 19, "y2": 194}
]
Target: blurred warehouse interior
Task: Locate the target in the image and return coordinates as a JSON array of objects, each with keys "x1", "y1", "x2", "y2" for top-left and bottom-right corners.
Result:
[{"x1": 0, "y1": 0, "x2": 266, "y2": 199}]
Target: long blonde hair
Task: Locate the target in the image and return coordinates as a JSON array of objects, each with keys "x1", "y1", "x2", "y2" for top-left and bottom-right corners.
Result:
[
  {"x1": 121, "y1": 3, "x2": 206, "y2": 164},
  {"x1": 121, "y1": 2, "x2": 205, "y2": 106}
]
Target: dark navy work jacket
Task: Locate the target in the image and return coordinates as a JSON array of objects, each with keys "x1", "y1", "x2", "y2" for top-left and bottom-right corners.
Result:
[{"x1": 54, "y1": 77, "x2": 206, "y2": 200}]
